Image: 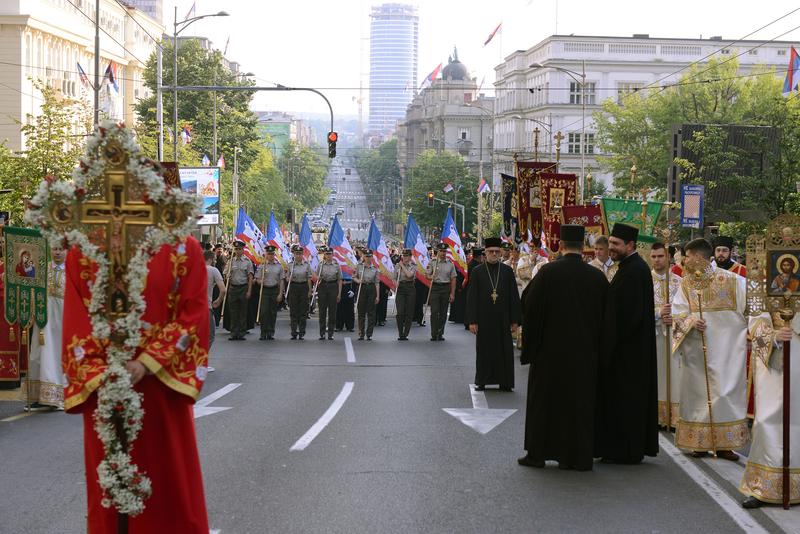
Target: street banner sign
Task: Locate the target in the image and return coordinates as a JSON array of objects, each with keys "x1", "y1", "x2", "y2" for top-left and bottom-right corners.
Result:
[{"x1": 680, "y1": 184, "x2": 704, "y2": 229}]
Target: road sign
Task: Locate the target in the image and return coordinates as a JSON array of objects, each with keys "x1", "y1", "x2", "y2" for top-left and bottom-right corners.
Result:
[{"x1": 680, "y1": 184, "x2": 704, "y2": 229}]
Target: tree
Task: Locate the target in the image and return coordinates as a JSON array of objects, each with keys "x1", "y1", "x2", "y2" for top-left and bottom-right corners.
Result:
[
  {"x1": 135, "y1": 39, "x2": 261, "y2": 173},
  {"x1": 277, "y1": 140, "x2": 328, "y2": 213},
  {"x1": 0, "y1": 80, "x2": 90, "y2": 222},
  {"x1": 404, "y1": 150, "x2": 476, "y2": 236},
  {"x1": 355, "y1": 139, "x2": 401, "y2": 218}
]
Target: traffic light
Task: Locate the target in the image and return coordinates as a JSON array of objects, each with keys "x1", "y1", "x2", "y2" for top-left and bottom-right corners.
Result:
[
  {"x1": 427, "y1": 191, "x2": 434, "y2": 207},
  {"x1": 327, "y1": 131, "x2": 338, "y2": 158}
]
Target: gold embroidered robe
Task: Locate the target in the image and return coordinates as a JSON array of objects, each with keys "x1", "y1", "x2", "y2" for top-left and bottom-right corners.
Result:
[
  {"x1": 671, "y1": 267, "x2": 749, "y2": 451},
  {"x1": 652, "y1": 269, "x2": 681, "y2": 427}
]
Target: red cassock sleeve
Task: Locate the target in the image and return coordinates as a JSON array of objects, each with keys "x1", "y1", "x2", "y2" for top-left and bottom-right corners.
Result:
[{"x1": 62, "y1": 237, "x2": 209, "y2": 413}]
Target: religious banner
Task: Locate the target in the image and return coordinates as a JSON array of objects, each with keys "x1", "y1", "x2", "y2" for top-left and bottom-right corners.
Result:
[
  {"x1": 562, "y1": 204, "x2": 606, "y2": 251},
  {"x1": 515, "y1": 160, "x2": 557, "y2": 237},
  {"x1": 0, "y1": 258, "x2": 21, "y2": 381},
  {"x1": 500, "y1": 173, "x2": 519, "y2": 241},
  {"x1": 600, "y1": 198, "x2": 666, "y2": 244},
  {"x1": 4, "y1": 227, "x2": 47, "y2": 330},
  {"x1": 539, "y1": 172, "x2": 578, "y2": 252}
]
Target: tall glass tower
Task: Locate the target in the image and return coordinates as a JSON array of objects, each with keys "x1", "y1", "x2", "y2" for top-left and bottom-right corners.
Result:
[{"x1": 368, "y1": 3, "x2": 418, "y2": 136}]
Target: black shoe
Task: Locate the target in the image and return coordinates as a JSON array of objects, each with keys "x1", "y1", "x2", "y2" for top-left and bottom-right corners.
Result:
[
  {"x1": 319, "y1": 335, "x2": 326, "y2": 340},
  {"x1": 398, "y1": 336, "x2": 407, "y2": 341},
  {"x1": 358, "y1": 335, "x2": 364, "y2": 340},
  {"x1": 558, "y1": 463, "x2": 572, "y2": 470},
  {"x1": 259, "y1": 336, "x2": 266, "y2": 340},
  {"x1": 691, "y1": 451, "x2": 709, "y2": 458},
  {"x1": 228, "y1": 336, "x2": 237, "y2": 341},
  {"x1": 299, "y1": 334, "x2": 304, "y2": 340},
  {"x1": 430, "y1": 337, "x2": 437, "y2": 341},
  {"x1": 327, "y1": 335, "x2": 334, "y2": 340},
  {"x1": 517, "y1": 455, "x2": 545, "y2": 468},
  {"x1": 367, "y1": 336, "x2": 372, "y2": 341},
  {"x1": 378, "y1": 322, "x2": 385, "y2": 326},
  {"x1": 742, "y1": 496, "x2": 765, "y2": 509},
  {"x1": 347, "y1": 328, "x2": 355, "y2": 332},
  {"x1": 499, "y1": 386, "x2": 513, "y2": 392},
  {"x1": 267, "y1": 334, "x2": 274, "y2": 340},
  {"x1": 291, "y1": 334, "x2": 297, "y2": 340},
  {"x1": 473, "y1": 385, "x2": 485, "y2": 391},
  {"x1": 335, "y1": 328, "x2": 342, "y2": 332},
  {"x1": 438, "y1": 336, "x2": 445, "y2": 341}
]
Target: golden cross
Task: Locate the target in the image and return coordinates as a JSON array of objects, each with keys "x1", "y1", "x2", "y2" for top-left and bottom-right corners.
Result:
[
  {"x1": 629, "y1": 163, "x2": 638, "y2": 198},
  {"x1": 554, "y1": 131, "x2": 565, "y2": 164},
  {"x1": 533, "y1": 127, "x2": 540, "y2": 161}
]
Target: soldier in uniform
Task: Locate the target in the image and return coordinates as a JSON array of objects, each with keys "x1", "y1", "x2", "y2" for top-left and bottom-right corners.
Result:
[
  {"x1": 254, "y1": 245, "x2": 285, "y2": 340},
  {"x1": 501, "y1": 241, "x2": 513, "y2": 262},
  {"x1": 227, "y1": 240, "x2": 253, "y2": 341},
  {"x1": 317, "y1": 246, "x2": 342, "y2": 340},
  {"x1": 395, "y1": 249, "x2": 417, "y2": 340},
  {"x1": 426, "y1": 242, "x2": 456, "y2": 341},
  {"x1": 287, "y1": 244, "x2": 313, "y2": 340},
  {"x1": 354, "y1": 250, "x2": 380, "y2": 340}
]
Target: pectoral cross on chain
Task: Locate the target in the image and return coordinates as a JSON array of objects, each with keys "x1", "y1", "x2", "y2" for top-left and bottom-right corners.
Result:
[{"x1": 491, "y1": 290, "x2": 498, "y2": 304}]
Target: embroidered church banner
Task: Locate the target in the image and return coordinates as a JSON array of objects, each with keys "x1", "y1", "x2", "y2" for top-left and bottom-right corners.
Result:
[
  {"x1": 562, "y1": 204, "x2": 606, "y2": 251},
  {"x1": 600, "y1": 198, "x2": 666, "y2": 244},
  {"x1": 501, "y1": 173, "x2": 519, "y2": 241},
  {"x1": 515, "y1": 160, "x2": 557, "y2": 237},
  {"x1": 539, "y1": 172, "x2": 578, "y2": 252},
  {"x1": 4, "y1": 226, "x2": 47, "y2": 329}
]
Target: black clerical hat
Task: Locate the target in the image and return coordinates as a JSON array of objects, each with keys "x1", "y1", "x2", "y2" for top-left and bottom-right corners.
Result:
[
  {"x1": 610, "y1": 223, "x2": 638, "y2": 243},
  {"x1": 472, "y1": 247, "x2": 484, "y2": 257},
  {"x1": 559, "y1": 224, "x2": 585, "y2": 242},
  {"x1": 713, "y1": 236, "x2": 734, "y2": 250},
  {"x1": 484, "y1": 237, "x2": 502, "y2": 248}
]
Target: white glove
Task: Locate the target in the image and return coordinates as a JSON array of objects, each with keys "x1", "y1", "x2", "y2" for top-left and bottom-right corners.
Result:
[{"x1": 347, "y1": 290, "x2": 355, "y2": 298}]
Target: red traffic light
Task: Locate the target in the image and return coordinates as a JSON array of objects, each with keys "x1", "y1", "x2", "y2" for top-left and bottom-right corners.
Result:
[{"x1": 327, "y1": 131, "x2": 338, "y2": 143}]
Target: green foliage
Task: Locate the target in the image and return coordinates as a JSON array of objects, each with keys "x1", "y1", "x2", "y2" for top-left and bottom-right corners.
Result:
[
  {"x1": 354, "y1": 139, "x2": 401, "y2": 215},
  {"x1": 404, "y1": 150, "x2": 476, "y2": 235},
  {"x1": 0, "y1": 80, "x2": 89, "y2": 222},
  {"x1": 277, "y1": 140, "x2": 329, "y2": 213},
  {"x1": 135, "y1": 39, "x2": 260, "y2": 172}
]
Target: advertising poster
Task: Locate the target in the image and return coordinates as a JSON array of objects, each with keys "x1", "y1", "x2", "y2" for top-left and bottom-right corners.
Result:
[{"x1": 179, "y1": 167, "x2": 220, "y2": 225}]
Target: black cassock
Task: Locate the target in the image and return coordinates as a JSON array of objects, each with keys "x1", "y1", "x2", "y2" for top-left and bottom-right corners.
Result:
[
  {"x1": 594, "y1": 251, "x2": 659, "y2": 463},
  {"x1": 465, "y1": 262, "x2": 521, "y2": 388},
  {"x1": 521, "y1": 254, "x2": 607, "y2": 469},
  {"x1": 449, "y1": 270, "x2": 466, "y2": 323}
]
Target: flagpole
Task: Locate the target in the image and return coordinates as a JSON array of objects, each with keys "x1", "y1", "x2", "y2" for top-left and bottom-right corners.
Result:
[{"x1": 93, "y1": 0, "x2": 100, "y2": 126}]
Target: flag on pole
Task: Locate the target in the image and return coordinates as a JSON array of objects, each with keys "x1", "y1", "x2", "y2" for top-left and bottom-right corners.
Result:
[
  {"x1": 441, "y1": 208, "x2": 467, "y2": 276},
  {"x1": 783, "y1": 46, "x2": 800, "y2": 95},
  {"x1": 201, "y1": 154, "x2": 210, "y2": 166},
  {"x1": 483, "y1": 22, "x2": 502, "y2": 47},
  {"x1": 404, "y1": 214, "x2": 430, "y2": 287},
  {"x1": 223, "y1": 35, "x2": 231, "y2": 56},
  {"x1": 477, "y1": 178, "x2": 490, "y2": 193},
  {"x1": 104, "y1": 62, "x2": 118, "y2": 93},
  {"x1": 420, "y1": 63, "x2": 443, "y2": 90},
  {"x1": 185, "y1": 1, "x2": 196, "y2": 20},
  {"x1": 442, "y1": 182, "x2": 454, "y2": 193},
  {"x1": 266, "y1": 211, "x2": 291, "y2": 268},
  {"x1": 180, "y1": 126, "x2": 192, "y2": 144},
  {"x1": 367, "y1": 218, "x2": 396, "y2": 289},
  {"x1": 299, "y1": 214, "x2": 319, "y2": 275},
  {"x1": 235, "y1": 207, "x2": 265, "y2": 265},
  {"x1": 217, "y1": 154, "x2": 225, "y2": 169},
  {"x1": 328, "y1": 215, "x2": 358, "y2": 275},
  {"x1": 77, "y1": 63, "x2": 91, "y2": 88}
]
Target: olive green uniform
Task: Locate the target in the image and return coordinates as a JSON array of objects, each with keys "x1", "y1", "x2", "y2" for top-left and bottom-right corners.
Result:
[
  {"x1": 395, "y1": 262, "x2": 417, "y2": 339},
  {"x1": 354, "y1": 264, "x2": 379, "y2": 339},
  {"x1": 254, "y1": 260, "x2": 284, "y2": 338},
  {"x1": 228, "y1": 255, "x2": 254, "y2": 338},
  {"x1": 426, "y1": 258, "x2": 456, "y2": 340},
  {"x1": 287, "y1": 261, "x2": 312, "y2": 337},
  {"x1": 317, "y1": 261, "x2": 342, "y2": 338}
]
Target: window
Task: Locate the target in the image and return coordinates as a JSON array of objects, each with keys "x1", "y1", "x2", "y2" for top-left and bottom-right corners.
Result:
[
  {"x1": 568, "y1": 133, "x2": 581, "y2": 154},
  {"x1": 584, "y1": 133, "x2": 595, "y2": 154},
  {"x1": 778, "y1": 49, "x2": 787, "y2": 56},
  {"x1": 721, "y1": 48, "x2": 731, "y2": 55},
  {"x1": 569, "y1": 82, "x2": 596, "y2": 104},
  {"x1": 748, "y1": 49, "x2": 758, "y2": 56},
  {"x1": 459, "y1": 127, "x2": 469, "y2": 140},
  {"x1": 617, "y1": 82, "x2": 644, "y2": 103}
]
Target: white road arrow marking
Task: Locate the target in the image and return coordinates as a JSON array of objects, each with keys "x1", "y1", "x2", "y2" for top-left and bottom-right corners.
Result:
[
  {"x1": 442, "y1": 384, "x2": 517, "y2": 434},
  {"x1": 194, "y1": 383, "x2": 241, "y2": 419}
]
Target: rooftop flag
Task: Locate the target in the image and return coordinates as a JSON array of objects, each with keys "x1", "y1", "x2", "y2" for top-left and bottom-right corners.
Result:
[
  {"x1": 783, "y1": 46, "x2": 800, "y2": 96},
  {"x1": 420, "y1": 62, "x2": 443, "y2": 90},
  {"x1": 483, "y1": 22, "x2": 502, "y2": 47},
  {"x1": 403, "y1": 214, "x2": 430, "y2": 287}
]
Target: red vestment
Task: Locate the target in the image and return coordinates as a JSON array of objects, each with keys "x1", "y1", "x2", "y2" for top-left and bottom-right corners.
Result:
[
  {"x1": 63, "y1": 237, "x2": 210, "y2": 533},
  {"x1": 0, "y1": 261, "x2": 23, "y2": 382}
]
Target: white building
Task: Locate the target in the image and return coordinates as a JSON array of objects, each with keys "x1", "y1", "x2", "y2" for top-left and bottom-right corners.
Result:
[
  {"x1": 0, "y1": 0, "x2": 163, "y2": 151},
  {"x1": 397, "y1": 51, "x2": 495, "y2": 184},
  {"x1": 493, "y1": 34, "x2": 789, "y2": 190}
]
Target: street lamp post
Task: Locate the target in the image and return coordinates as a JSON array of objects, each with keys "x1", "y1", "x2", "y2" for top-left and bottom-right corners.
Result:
[
  {"x1": 530, "y1": 61, "x2": 586, "y2": 201},
  {"x1": 233, "y1": 146, "x2": 242, "y2": 230},
  {"x1": 511, "y1": 114, "x2": 553, "y2": 157},
  {"x1": 171, "y1": 7, "x2": 229, "y2": 162},
  {"x1": 463, "y1": 103, "x2": 494, "y2": 241}
]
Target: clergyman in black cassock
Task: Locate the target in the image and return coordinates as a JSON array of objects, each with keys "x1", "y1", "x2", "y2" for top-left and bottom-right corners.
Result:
[
  {"x1": 519, "y1": 225, "x2": 608, "y2": 470},
  {"x1": 594, "y1": 223, "x2": 659, "y2": 464},
  {"x1": 466, "y1": 237, "x2": 521, "y2": 391}
]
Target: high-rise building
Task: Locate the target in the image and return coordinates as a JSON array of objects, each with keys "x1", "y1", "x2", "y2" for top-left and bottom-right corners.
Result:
[
  {"x1": 368, "y1": 3, "x2": 418, "y2": 137},
  {"x1": 124, "y1": 0, "x2": 162, "y2": 25}
]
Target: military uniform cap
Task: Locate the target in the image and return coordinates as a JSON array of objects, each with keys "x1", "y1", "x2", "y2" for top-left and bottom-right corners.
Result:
[
  {"x1": 291, "y1": 244, "x2": 304, "y2": 253},
  {"x1": 233, "y1": 240, "x2": 245, "y2": 247},
  {"x1": 364, "y1": 249, "x2": 374, "y2": 256},
  {"x1": 436, "y1": 242, "x2": 448, "y2": 251},
  {"x1": 402, "y1": 248, "x2": 412, "y2": 256},
  {"x1": 265, "y1": 245, "x2": 276, "y2": 253}
]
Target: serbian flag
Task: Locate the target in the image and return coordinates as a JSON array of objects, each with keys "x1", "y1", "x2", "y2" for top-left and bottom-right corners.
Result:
[
  {"x1": 299, "y1": 214, "x2": 319, "y2": 276},
  {"x1": 201, "y1": 154, "x2": 210, "y2": 166},
  {"x1": 477, "y1": 178, "x2": 490, "y2": 194},
  {"x1": 404, "y1": 214, "x2": 430, "y2": 287},
  {"x1": 235, "y1": 207, "x2": 265, "y2": 265},
  {"x1": 441, "y1": 208, "x2": 467, "y2": 276},
  {"x1": 328, "y1": 214, "x2": 358, "y2": 275},
  {"x1": 104, "y1": 62, "x2": 118, "y2": 93},
  {"x1": 266, "y1": 210, "x2": 291, "y2": 268},
  {"x1": 77, "y1": 63, "x2": 91, "y2": 88},
  {"x1": 484, "y1": 22, "x2": 502, "y2": 47},
  {"x1": 443, "y1": 182, "x2": 454, "y2": 193},
  {"x1": 783, "y1": 46, "x2": 800, "y2": 95},
  {"x1": 217, "y1": 154, "x2": 225, "y2": 169},
  {"x1": 420, "y1": 63, "x2": 442, "y2": 90},
  {"x1": 367, "y1": 218, "x2": 397, "y2": 290}
]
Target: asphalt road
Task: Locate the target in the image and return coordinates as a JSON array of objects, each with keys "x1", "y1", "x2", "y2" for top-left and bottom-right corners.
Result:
[
  {"x1": 1, "y1": 307, "x2": 798, "y2": 533},
  {"x1": 321, "y1": 159, "x2": 371, "y2": 243}
]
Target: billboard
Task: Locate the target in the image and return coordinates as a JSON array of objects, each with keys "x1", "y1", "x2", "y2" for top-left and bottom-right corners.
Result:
[
  {"x1": 179, "y1": 167, "x2": 220, "y2": 225},
  {"x1": 680, "y1": 184, "x2": 704, "y2": 229}
]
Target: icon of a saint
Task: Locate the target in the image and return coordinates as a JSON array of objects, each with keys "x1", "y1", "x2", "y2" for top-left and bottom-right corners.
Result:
[{"x1": 771, "y1": 253, "x2": 800, "y2": 293}]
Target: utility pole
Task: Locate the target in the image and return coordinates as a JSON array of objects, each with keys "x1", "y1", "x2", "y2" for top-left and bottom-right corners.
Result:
[
  {"x1": 156, "y1": 44, "x2": 163, "y2": 160},
  {"x1": 93, "y1": 0, "x2": 100, "y2": 125}
]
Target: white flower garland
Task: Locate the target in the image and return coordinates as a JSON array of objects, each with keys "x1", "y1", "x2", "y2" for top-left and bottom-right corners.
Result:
[{"x1": 25, "y1": 121, "x2": 200, "y2": 516}]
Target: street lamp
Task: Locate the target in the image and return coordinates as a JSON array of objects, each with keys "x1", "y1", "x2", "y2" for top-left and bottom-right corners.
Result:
[
  {"x1": 511, "y1": 114, "x2": 553, "y2": 156},
  {"x1": 172, "y1": 7, "x2": 229, "y2": 162},
  {"x1": 232, "y1": 146, "x2": 242, "y2": 229},
  {"x1": 463, "y1": 102, "x2": 495, "y2": 242},
  {"x1": 529, "y1": 60, "x2": 587, "y2": 201}
]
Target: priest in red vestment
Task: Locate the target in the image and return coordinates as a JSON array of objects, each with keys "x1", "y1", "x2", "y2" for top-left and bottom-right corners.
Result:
[{"x1": 63, "y1": 236, "x2": 210, "y2": 533}]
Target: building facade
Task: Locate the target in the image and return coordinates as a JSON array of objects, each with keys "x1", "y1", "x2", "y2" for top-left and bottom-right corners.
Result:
[
  {"x1": 255, "y1": 111, "x2": 313, "y2": 156},
  {"x1": 368, "y1": 3, "x2": 418, "y2": 137},
  {"x1": 0, "y1": 0, "x2": 163, "y2": 151},
  {"x1": 493, "y1": 34, "x2": 790, "y2": 190},
  {"x1": 122, "y1": 0, "x2": 162, "y2": 25}
]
